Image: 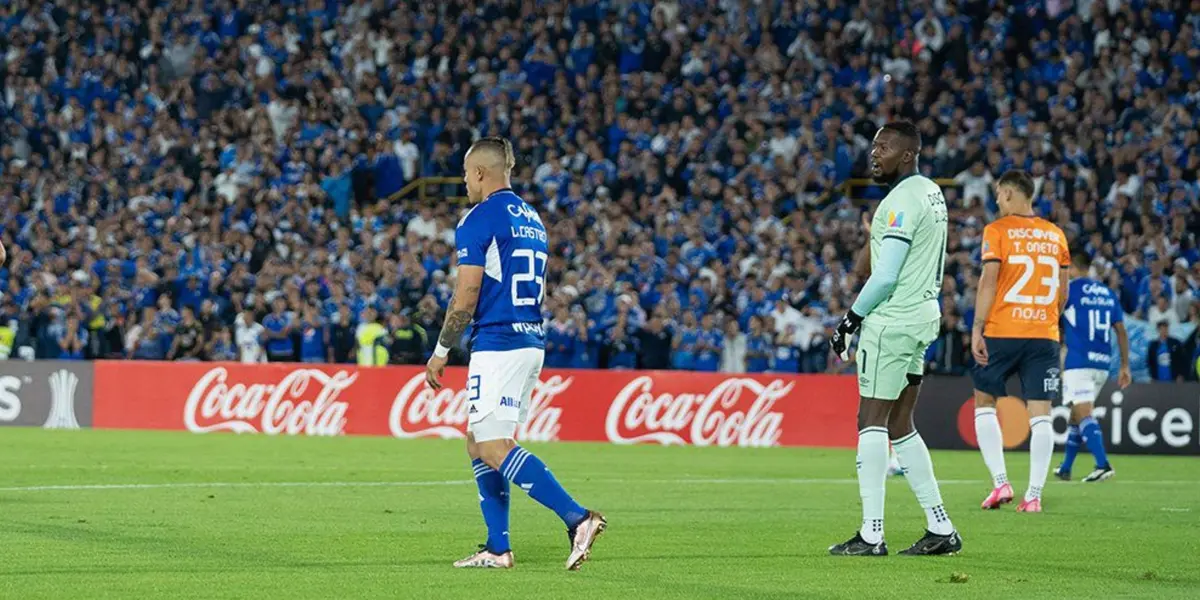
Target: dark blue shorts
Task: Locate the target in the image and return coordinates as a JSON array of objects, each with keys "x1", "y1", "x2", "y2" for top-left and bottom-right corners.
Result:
[{"x1": 970, "y1": 337, "x2": 1061, "y2": 401}]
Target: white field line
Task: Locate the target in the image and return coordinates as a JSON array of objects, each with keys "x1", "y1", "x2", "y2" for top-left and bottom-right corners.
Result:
[{"x1": 0, "y1": 478, "x2": 1196, "y2": 493}]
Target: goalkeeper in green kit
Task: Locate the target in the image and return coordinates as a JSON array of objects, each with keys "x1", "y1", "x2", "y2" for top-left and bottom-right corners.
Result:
[{"x1": 828, "y1": 122, "x2": 962, "y2": 557}]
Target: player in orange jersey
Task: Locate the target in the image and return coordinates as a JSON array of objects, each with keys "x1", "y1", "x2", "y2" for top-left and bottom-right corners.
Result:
[{"x1": 970, "y1": 170, "x2": 1070, "y2": 514}]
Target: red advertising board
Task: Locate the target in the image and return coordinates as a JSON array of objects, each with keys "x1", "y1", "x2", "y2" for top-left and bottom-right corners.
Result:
[{"x1": 91, "y1": 362, "x2": 859, "y2": 448}]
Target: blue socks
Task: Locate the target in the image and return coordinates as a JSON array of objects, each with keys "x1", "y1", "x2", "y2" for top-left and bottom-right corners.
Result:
[
  {"x1": 500, "y1": 446, "x2": 588, "y2": 528},
  {"x1": 1060, "y1": 424, "x2": 1082, "y2": 473},
  {"x1": 1080, "y1": 417, "x2": 1111, "y2": 469},
  {"x1": 472, "y1": 459, "x2": 511, "y2": 553},
  {"x1": 1060, "y1": 418, "x2": 1111, "y2": 473}
]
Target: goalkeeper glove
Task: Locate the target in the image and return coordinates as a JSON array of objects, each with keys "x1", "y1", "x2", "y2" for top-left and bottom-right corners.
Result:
[{"x1": 830, "y1": 310, "x2": 863, "y2": 361}]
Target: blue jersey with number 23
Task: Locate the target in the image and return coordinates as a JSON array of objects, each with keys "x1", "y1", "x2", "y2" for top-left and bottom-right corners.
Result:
[
  {"x1": 1062, "y1": 277, "x2": 1123, "y2": 371},
  {"x1": 455, "y1": 188, "x2": 547, "y2": 352}
]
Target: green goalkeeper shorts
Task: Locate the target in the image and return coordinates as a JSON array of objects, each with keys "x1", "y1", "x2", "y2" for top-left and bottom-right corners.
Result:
[{"x1": 855, "y1": 318, "x2": 940, "y2": 401}]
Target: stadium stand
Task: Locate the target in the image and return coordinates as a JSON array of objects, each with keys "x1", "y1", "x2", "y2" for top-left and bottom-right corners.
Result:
[{"x1": 0, "y1": 0, "x2": 1198, "y2": 381}]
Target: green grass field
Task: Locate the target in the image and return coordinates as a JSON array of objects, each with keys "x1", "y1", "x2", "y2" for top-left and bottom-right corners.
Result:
[{"x1": 1, "y1": 429, "x2": 1197, "y2": 599}]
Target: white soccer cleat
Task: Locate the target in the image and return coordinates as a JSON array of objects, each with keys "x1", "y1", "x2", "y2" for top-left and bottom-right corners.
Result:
[
  {"x1": 453, "y1": 546, "x2": 514, "y2": 569},
  {"x1": 1082, "y1": 466, "x2": 1114, "y2": 483},
  {"x1": 565, "y1": 511, "x2": 607, "y2": 571}
]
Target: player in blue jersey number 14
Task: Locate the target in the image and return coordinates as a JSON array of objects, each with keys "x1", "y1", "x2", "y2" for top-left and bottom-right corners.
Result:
[
  {"x1": 425, "y1": 137, "x2": 605, "y2": 571},
  {"x1": 1055, "y1": 251, "x2": 1131, "y2": 483}
]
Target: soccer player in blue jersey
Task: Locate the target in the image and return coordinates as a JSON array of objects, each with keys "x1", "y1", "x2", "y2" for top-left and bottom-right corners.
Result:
[
  {"x1": 425, "y1": 137, "x2": 606, "y2": 571},
  {"x1": 1055, "y1": 251, "x2": 1131, "y2": 483}
]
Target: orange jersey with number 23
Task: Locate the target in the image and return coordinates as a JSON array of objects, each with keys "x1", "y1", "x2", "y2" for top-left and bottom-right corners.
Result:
[{"x1": 980, "y1": 215, "x2": 1070, "y2": 340}]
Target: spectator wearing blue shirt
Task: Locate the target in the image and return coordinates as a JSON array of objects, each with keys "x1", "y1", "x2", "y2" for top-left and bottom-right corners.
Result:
[
  {"x1": 134, "y1": 325, "x2": 166, "y2": 361},
  {"x1": 298, "y1": 305, "x2": 328, "y2": 364},
  {"x1": 569, "y1": 311, "x2": 600, "y2": 369},
  {"x1": 373, "y1": 136, "x2": 406, "y2": 201},
  {"x1": 545, "y1": 308, "x2": 576, "y2": 368},
  {"x1": 207, "y1": 327, "x2": 238, "y2": 362},
  {"x1": 605, "y1": 316, "x2": 639, "y2": 369},
  {"x1": 178, "y1": 275, "x2": 207, "y2": 313},
  {"x1": 742, "y1": 316, "x2": 774, "y2": 373},
  {"x1": 1148, "y1": 322, "x2": 1184, "y2": 382},
  {"x1": 57, "y1": 314, "x2": 87, "y2": 360},
  {"x1": 693, "y1": 314, "x2": 723, "y2": 372},
  {"x1": 262, "y1": 297, "x2": 296, "y2": 362},
  {"x1": 154, "y1": 294, "x2": 181, "y2": 342},
  {"x1": 672, "y1": 312, "x2": 700, "y2": 370},
  {"x1": 773, "y1": 325, "x2": 801, "y2": 374},
  {"x1": 1137, "y1": 260, "x2": 1173, "y2": 311}
]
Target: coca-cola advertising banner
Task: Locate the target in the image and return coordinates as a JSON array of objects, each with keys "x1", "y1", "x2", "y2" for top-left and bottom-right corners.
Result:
[
  {"x1": 915, "y1": 376, "x2": 1200, "y2": 456},
  {"x1": 0, "y1": 361, "x2": 92, "y2": 429},
  {"x1": 90, "y1": 362, "x2": 860, "y2": 448}
]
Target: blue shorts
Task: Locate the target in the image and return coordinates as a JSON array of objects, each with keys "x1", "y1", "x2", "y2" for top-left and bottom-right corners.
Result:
[{"x1": 970, "y1": 337, "x2": 1061, "y2": 401}]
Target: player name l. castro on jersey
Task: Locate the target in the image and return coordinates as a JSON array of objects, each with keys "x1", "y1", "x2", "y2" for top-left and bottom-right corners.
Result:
[
  {"x1": 980, "y1": 215, "x2": 1070, "y2": 340},
  {"x1": 868, "y1": 173, "x2": 949, "y2": 325},
  {"x1": 454, "y1": 188, "x2": 549, "y2": 351}
]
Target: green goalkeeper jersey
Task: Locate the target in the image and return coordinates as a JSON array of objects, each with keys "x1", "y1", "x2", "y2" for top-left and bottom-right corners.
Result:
[{"x1": 865, "y1": 174, "x2": 949, "y2": 326}]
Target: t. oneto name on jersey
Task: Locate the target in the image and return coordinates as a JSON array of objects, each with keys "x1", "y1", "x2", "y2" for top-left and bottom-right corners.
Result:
[{"x1": 455, "y1": 189, "x2": 548, "y2": 352}]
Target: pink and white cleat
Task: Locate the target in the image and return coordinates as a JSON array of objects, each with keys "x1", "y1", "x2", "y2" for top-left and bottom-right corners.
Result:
[
  {"x1": 981, "y1": 483, "x2": 1014, "y2": 510},
  {"x1": 453, "y1": 545, "x2": 514, "y2": 569},
  {"x1": 1016, "y1": 498, "x2": 1042, "y2": 513},
  {"x1": 565, "y1": 511, "x2": 607, "y2": 571}
]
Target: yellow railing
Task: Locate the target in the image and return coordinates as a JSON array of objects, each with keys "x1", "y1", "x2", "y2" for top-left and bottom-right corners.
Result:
[{"x1": 391, "y1": 177, "x2": 468, "y2": 203}]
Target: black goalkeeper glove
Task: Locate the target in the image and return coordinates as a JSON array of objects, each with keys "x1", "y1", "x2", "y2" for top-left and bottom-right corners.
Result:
[{"x1": 830, "y1": 310, "x2": 864, "y2": 360}]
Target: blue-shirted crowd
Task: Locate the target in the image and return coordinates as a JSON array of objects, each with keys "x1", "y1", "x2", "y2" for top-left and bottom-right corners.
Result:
[{"x1": 0, "y1": 0, "x2": 1199, "y2": 380}]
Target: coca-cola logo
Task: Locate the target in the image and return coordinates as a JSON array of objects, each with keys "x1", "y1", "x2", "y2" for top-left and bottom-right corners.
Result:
[
  {"x1": 388, "y1": 373, "x2": 570, "y2": 442},
  {"x1": 605, "y1": 376, "x2": 789, "y2": 447},
  {"x1": 184, "y1": 367, "x2": 354, "y2": 436}
]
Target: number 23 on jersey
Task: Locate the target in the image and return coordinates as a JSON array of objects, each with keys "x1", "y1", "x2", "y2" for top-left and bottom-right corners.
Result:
[{"x1": 981, "y1": 216, "x2": 1070, "y2": 340}]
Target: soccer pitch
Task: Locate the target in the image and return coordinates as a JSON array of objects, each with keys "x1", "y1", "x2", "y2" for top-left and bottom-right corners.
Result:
[{"x1": 0, "y1": 430, "x2": 1197, "y2": 599}]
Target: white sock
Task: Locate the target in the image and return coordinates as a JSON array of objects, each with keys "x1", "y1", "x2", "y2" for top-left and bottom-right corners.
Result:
[
  {"x1": 1027, "y1": 416, "x2": 1053, "y2": 501},
  {"x1": 892, "y1": 431, "x2": 955, "y2": 536},
  {"x1": 974, "y1": 407, "x2": 1009, "y2": 488},
  {"x1": 857, "y1": 427, "x2": 889, "y2": 544}
]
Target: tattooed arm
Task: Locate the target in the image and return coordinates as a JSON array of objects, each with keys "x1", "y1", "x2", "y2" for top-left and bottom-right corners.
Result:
[
  {"x1": 437, "y1": 266, "x2": 483, "y2": 349},
  {"x1": 425, "y1": 265, "x2": 484, "y2": 389}
]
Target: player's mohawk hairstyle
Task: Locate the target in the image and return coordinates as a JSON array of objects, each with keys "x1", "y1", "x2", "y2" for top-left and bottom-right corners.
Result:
[
  {"x1": 882, "y1": 120, "x2": 921, "y2": 150},
  {"x1": 470, "y1": 136, "x2": 516, "y2": 172}
]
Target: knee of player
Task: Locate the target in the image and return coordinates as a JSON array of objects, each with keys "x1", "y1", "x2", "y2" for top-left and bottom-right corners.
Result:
[
  {"x1": 856, "y1": 399, "x2": 891, "y2": 430},
  {"x1": 886, "y1": 415, "x2": 915, "y2": 440},
  {"x1": 973, "y1": 391, "x2": 997, "y2": 408},
  {"x1": 1069, "y1": 403, "x2": 1092, "y2": 422},
  {"x1": 1026, "y1": 400, "x2": 1052, "y2": 418},
  {"x1": 477, "y1": 439, "x2": 516, "y2": 471}
]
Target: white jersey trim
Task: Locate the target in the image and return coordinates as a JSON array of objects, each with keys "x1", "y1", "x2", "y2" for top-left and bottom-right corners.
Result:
[{"x1": 484, "y1": 237, "x2": 502, "y2": 282}]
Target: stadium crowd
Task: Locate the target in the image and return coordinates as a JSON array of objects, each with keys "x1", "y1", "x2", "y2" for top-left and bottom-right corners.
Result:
[{"x1": 1, "y1": 0, "x2": 1199, "y2": 381}]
